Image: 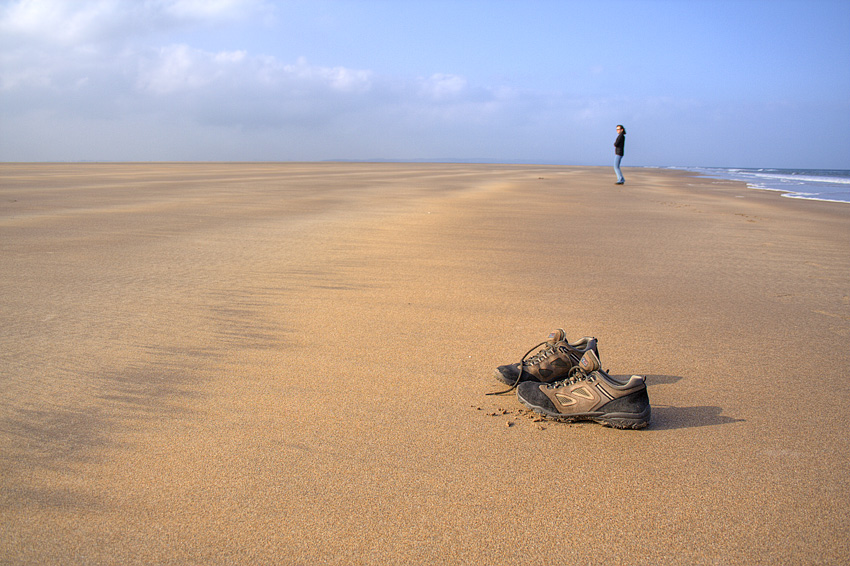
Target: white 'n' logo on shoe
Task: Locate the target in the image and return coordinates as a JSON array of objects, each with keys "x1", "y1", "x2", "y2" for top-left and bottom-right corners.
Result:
[{"x1": 555, "y1": 385, "x2": 595, "y2": 406}]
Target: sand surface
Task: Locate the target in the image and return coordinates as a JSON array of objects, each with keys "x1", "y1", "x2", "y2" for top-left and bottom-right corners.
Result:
[{"x1": 1, "y1": 163, "x2": 848, "y2": 565}]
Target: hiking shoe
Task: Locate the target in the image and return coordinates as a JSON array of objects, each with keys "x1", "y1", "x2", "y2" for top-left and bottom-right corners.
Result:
[
  {"x1": 494, "y1": 329, "x2": 599, "y2": 388},
  {"x1": 516, "y1": 350, "x2": 650, "y2": 429}
]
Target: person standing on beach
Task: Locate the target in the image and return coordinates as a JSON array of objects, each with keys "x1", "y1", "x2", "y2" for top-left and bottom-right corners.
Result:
[{"x1": 614, "y1": 125, "x2": 626, "y2": 185}]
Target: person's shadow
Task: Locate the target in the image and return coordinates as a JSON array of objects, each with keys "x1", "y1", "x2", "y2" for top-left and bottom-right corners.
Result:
[{"x1": 642, "y1": 374, "x2": 745, "y2": 430}]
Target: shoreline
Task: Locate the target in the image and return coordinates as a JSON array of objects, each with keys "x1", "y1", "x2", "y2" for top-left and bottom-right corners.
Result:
[
  {"x1": 2, "y1": 163, "x2": 848, "y2": 564},
  {"x1": 665, "y1": 165, "x2": 850, "y2": 204}
]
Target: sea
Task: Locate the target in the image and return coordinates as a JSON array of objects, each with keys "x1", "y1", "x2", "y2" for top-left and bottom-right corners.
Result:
[{"x1": 672, "y1": 167, "x2": 850, "y2": 204}]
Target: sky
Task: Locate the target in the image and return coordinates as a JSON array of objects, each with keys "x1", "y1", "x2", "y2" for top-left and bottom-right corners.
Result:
[{"x1": 1, "y1": 0, "x2": 848, "y2": 168}]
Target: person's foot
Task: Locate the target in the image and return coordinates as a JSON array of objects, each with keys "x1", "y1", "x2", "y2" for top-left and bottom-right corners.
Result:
[
  {"x1": 615, "y1": 181, "x2": 625, "y2": 185},
  {"x1": 516, "y1": 350, "x2": 651, "y2": 429}
]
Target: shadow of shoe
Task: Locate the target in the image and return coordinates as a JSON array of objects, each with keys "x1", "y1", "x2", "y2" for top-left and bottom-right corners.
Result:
[
  {"x1": 648, "y1": 405, "x2": 745, "y2": 430},
  {"x1": 643, "y1": 374, "x2": 683, "y2": 385}
]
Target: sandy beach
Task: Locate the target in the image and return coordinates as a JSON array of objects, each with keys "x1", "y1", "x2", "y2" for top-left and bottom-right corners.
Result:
[{"x1": 1, "y1": 163, "x2": 848, "y2": 565}]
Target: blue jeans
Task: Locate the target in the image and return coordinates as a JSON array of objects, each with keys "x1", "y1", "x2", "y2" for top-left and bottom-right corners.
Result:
[{"x1": 614, "y1": 155, "x2": 624, "y2": 183}]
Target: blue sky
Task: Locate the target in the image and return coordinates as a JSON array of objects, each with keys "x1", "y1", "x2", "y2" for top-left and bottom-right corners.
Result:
[{"x1": 1, "y1": 0, "x2": 848, "y2": 167}]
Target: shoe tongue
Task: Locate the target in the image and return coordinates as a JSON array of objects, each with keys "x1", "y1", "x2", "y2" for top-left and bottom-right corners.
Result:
[
  {"x1": 547, "y1": 329, "x2": 567, "y2": 343},
  {"x1": 578, "y1": 350, "x2": 601, "y2": 373}
]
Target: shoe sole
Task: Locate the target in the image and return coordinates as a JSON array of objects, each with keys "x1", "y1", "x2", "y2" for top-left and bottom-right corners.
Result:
[{"x1": 517, "y1": 396, "x2": 651, "y2": 430}]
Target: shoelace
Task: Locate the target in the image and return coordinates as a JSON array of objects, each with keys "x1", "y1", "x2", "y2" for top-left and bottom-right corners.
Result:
[
  {"x1": 523, "y1": 345, "x2": 558, "y2": 366},
  {"x1": 486, "y1": 339, "x2": 554, "y2": 396},
  {"x1": 545, "y1": 365, "x2": 591, "y2": 389}
]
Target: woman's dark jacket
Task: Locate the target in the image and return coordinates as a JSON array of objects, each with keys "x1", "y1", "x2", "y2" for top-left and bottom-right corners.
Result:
[{"x1": 614, "y1": 133, "x2": 625, "y2": 156}]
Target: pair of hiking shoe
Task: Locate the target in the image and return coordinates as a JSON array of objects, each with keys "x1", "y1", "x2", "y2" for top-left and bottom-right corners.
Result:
[{"x1": 492, "y1": 329, "x2": 651, "y2": 429}]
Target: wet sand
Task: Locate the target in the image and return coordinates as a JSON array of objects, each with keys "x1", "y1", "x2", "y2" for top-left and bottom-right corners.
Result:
[{"x1": 1, "y1": 163, "x2": 848, "y2": 565}]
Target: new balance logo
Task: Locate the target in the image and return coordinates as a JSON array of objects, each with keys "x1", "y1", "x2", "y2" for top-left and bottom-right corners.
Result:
[{"x1": 555, "y1": 385, "x2": 595, "y2": 406}]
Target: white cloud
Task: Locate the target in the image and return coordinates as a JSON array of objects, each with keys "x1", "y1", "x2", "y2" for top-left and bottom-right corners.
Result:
[
  {"x1": 0, "y1": 0, "x2": 671, "y2": 163},
  {"x1": 278, "y1": 57, "x2": 374, "y2": 94},
  {"x1": 162, "y1": 0, "x2": 267, "y2": 21},
  {"x1": 137, "y1": 44, "x2": 242, "y2": 94},
  {"x1": 0, "y1": 0, "x2": 112, "y2": 44},
  {"x1": 420, "y1": 73, "x2": 467, "y2": 99},
  {"x1": 133, "y1": 47, "x2": 375, "y2": 117},
  {"x1": 0, "y1": 0, "x2": 270, "y2": 46}
]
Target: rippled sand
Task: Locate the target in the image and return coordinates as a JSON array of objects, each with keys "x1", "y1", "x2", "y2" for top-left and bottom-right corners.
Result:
[{"x1": 2, "y1": 163, "x2": 849, "y2": 564}]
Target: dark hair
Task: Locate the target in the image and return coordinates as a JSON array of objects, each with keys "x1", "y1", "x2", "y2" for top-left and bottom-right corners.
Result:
[{"x1": 617, "y1": 125, "x2": 626, "y2": 134}]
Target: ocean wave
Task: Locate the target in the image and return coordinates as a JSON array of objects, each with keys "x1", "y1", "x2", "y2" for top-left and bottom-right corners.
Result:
[
  {"x1": 747, "y1": 172, "x2": 850, "y2": 185},
  {"x1": 680, "y1": 167, "x2": 850, "y2": 204}
]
